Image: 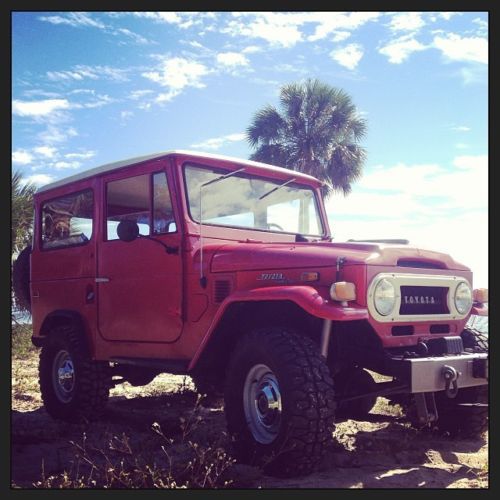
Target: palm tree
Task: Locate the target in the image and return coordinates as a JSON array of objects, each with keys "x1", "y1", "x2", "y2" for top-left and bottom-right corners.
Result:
[
  {"x1": 247, "y1": 79, "x2": 367, "y2": 197},
  {"x1": 12, "y1": 171, "x2": 36, "y2": 256}
]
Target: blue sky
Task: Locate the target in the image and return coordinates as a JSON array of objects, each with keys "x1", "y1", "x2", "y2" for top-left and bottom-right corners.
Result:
[{"x1": 12, "y1": 11, "x2": 488, "y2": 287}]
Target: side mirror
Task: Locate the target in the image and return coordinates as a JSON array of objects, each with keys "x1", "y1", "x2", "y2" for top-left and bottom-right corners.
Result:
[{"x1": 117, "y1": 220, "x2": 139, "y2": 242}]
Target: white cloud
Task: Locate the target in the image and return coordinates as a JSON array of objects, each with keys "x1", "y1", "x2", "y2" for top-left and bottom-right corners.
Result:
[
  {"x1": 38, "y1": 126, "x2": 78, "y2": 145},
  {"x1": 223, "y1": 12, "x2": 379, "y2": 48},
  {"x1": 80, "y1": 94, "x2": 115, "y2": 109},
  {"x1": 224, "y1": 14, "x2": 302, "y2": 48},
  {"x1": 39, "y1": 12, "x2": 106, "y2": 29},
  {"x1": 331, "y1": 31, "x2": 351, "y2": 42},
  {"x1": 439, "y1": 12, "x2": 461, "y2": 21},
  {"x1": 33, "y1": 146, "x2": 57, "y2": 158},
  {"x1": 356, "y1": 157, "x2": 487, "y2": 209},
  {"x1": 65, "y1": 151, "x2": 96, "y2": 160},
  {"x1": 12, "y1": 150, "x2": 33, "y2": 165},
  {"x1": 155, "y1": 90, "x2": 182, "y2": 103},
  {"x1": 242, "y1": 45, "x2": 263, "y2": 54},
  {"x1": 128, "y1": 89, "x2": 154, "y2": 100},
  {"x1": 325, "y1": 155, "x2": 488, "y2": 288},
  {"x1": 306, "y1": 12, "x2": 380, "y2": 42},
  {"x1": 132, "y1": 12, "x2": 215, "y2": 30},
  {"x1": 216, "y1": 52, "x2": 249, "y2": 67},
  {"x1": 47, "y1": 65, "x2": 129, "y2": 82},
  {"x1": 142, "y1": 57, "x2": 209, "y2": 103},
  {"x1": 23, "y1": 174, "x2": 55, "y2": 187},
  {"x1": 452, "y1": 154, "x2": 487, "y2": 171},
  {"x1": 379, "y1": 35, "x2": 427, "y2": 63},
  {"x1": 120, "y1": 110, "x2": 134, "y2": 122},
  {"x1": 12, "y1": 98, "x2": 71, "y2": 118},
  {"x1": 328, "y1": 211, "x2": 488, "y2": 288},
  {"x1": 54, "y1": 160, "x2": 81, "y2": 170},
  {"x1": 451, "y1": 125, "x2": 471, "y2": 132},
  {"x1": 39, "y1": 13, "x2": 149, "y2": 45},
  {"x1": 433, "y1": 33, "x2": 487, "y2": 64},
  {"x1": 330, "y1": 43, "x2": 364, "y2": 70},
  {"x1": 115, "y1": 28, "x2": 150, "y2": 45},
  {"x1": 388, "y1": 12, "x2": 425, "y2": 32},
  {"x1": 459, "y1": 65, "x2": 488, "y2": 85},
  {"x1": 190, "y1": 132, "x2": 246, "y2": 151},
  {"x1": 143, "y1": 57, "x2": 209, "y2": 89},
  {"x1": 472, "y1": 17, "x2": 488, "y2": 34}
]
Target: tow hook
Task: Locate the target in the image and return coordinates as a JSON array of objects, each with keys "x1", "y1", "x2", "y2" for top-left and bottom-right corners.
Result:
[{"x1": 442, "y1": 365, "x2": 459, "y2": 398}]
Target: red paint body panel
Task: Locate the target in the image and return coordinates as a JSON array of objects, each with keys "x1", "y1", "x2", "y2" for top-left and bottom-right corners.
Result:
[{"x1": 30, "y1": 151, "x2": 482, "y2": 368}]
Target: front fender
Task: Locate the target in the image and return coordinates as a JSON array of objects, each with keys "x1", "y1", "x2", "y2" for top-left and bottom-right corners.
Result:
[{"x1": 188, "y1": 285, "x2": 368, "y2": 370}]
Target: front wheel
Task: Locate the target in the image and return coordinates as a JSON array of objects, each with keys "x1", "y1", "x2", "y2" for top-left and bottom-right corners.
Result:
[
  {"x1": 224, "y1": 328, "x2": 336, "y2": 477},
  {"x1": 39, "y1": 324, "x2": 111, "y2": 421}
]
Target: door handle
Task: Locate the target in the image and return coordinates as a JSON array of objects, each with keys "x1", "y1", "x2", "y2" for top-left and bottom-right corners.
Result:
[{"x1": 95, "y1": 277, "x2": 110, "y2": 283}]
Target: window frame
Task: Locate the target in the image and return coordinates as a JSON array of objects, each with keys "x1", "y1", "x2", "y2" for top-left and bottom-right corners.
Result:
[
  {"x1": 39, "y1": 188, "x2": 95, "y2": 252},
  {"x1": 182, "y1": 161, "x2": 326, "y2": 237},
  {"x1": 104, "y1": 169, "x2": 178, "y2": 242}
]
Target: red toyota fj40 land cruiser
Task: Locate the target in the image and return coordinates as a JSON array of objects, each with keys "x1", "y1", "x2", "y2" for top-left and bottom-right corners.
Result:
[{"x1": 17, "y1": 150, "x2": 488, "y2": 476}]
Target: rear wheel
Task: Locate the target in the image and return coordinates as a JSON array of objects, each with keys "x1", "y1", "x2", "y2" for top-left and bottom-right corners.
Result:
[
  {"x1": 39, "y1": 324, "x2": 111, "y2": 421},
  {"x1": 224, "y1": 328, "x2": 335, "y2": 477}
]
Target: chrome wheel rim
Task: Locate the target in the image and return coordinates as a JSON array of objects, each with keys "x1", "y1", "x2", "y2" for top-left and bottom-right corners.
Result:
[
  {"x1": 52, "y1": 350, "x2": 75, "y2": 403},
  {"x1": 243, "y1": 364, "x2": 282, "y2": 444}
]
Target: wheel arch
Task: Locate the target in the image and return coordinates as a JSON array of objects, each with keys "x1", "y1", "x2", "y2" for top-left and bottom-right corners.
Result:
[
  {"x1": 189, "y1": 299, "x2": 322, "y2": 378},
  {"x1": 34, "y1": 310, "x2": 92, "y2": 354}
]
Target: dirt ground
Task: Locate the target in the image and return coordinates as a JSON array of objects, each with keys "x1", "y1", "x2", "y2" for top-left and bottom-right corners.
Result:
[{"x1": 11, "y1": 351, "x2": 488, "y2": 489}]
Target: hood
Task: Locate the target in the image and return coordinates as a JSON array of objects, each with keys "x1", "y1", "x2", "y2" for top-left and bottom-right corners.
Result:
[{"x1": 210, "y1": 240, "x2": 469, "y2": 273}]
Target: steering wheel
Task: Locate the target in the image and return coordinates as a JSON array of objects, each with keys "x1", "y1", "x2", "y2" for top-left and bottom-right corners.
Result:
[{"x1": 267, "y1": 222, "x2": 284, "y2": 231}]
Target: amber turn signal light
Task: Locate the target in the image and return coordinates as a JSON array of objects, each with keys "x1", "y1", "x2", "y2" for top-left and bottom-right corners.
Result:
[
  {"x1": 330, "y1": 281, "x2": 356, "y2": 302},
  {"x1": 473, "y1": 288, "x2": 488, "y2": 303}
]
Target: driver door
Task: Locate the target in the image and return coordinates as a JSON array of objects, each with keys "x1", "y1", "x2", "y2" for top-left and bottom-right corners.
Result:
[{"x1": 97, "y1": 163, "x2": 183, "y2": 343}]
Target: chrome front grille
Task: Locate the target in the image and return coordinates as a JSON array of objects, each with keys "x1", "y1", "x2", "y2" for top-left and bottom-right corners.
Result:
[{"x1": 367, "y1": 273, "x2": 471, "y2": 323}]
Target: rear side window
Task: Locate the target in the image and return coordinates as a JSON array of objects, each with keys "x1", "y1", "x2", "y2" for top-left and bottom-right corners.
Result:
[{"x1": 41, "y1": 190, "x2": 93, "y2": 250}]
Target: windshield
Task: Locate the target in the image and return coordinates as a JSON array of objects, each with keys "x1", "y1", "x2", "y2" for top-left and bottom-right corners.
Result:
[{"x1": 184, "y1": 164, "x2": 324, "y2": 236}]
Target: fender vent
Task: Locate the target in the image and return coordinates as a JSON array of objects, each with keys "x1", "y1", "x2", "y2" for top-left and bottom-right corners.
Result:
[
  {"x1": 214, "y1": 280, "x2": 231, "y2": 303},
  {"x1": 397, "y1": 259, "x2": 446, "y2": 269}
]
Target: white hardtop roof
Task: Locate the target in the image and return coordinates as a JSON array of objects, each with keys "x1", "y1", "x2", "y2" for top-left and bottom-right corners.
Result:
[{"x1": 37, "y1": 149, "x2": 322, "y2": 193}]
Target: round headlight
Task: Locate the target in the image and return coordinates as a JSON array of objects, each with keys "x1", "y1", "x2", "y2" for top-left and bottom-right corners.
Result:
[
  {"x1": 374, "y1": 278, "x2": 396, "y2": 316},
  {"x1": 454, "y1": 282, "x2": 472, "y2": 314}
]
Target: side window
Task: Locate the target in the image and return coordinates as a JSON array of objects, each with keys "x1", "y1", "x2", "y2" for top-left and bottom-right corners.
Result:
[
  {"x1": 106, "y1": 174, "x2": 150, "y2": 240},
  {"x1": 153, "y1": 172, "x2": 176, "y2": 234},
  {"x1": 41, "y1": 190, "x2": 93, "y2": 250},
  {"x1": 106, "y1": 172, "x2": 176, "y2": 241}
]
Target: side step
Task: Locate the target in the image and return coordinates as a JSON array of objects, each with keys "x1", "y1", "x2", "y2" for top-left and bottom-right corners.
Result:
[{"x1": 110, "y1": 357, "x2": 189, "y2": 374}]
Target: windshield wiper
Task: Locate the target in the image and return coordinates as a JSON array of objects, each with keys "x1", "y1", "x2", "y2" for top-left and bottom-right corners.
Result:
[
  {"x1": 258, "y1": 177, "x2": 297, "y2": 200},
  {"x1": 200, "y1": 167, "x2": 246, "y2": 188}
]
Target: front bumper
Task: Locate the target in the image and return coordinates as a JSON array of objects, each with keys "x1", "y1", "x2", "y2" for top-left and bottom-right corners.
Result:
[{"x1": 400, "y1": 353, "x2": 488, "y2": 393}]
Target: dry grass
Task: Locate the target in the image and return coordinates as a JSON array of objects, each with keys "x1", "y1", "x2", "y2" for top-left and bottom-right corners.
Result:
[{"x1": 11, "y1": 325, "x2": 488, "y2": 489}]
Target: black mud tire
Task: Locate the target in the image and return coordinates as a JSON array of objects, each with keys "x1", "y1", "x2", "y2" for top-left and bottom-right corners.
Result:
[
  {"x1": 224, "y1": 328, "x2": 336, "y2": 478},
  {"x1": 435, "y1": 385, "x2": 488, "y2": 438},
  {"x1": 334, "y1": 367, "x2": 378, "y2": 420},
  {"x1": 461, "y1": 327, "x2": 488, "y2": 352},
  {"x1": 12, "y1": 245, "x2": 32, "y2": 313},
  {"x1": 39, "y1": 324, "x2": 111, "y2": 421}
]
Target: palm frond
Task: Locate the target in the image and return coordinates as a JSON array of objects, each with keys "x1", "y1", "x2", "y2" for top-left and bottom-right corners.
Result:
[{"x1": 247, "y1": 79, "x2": 367, "y2": 197}]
